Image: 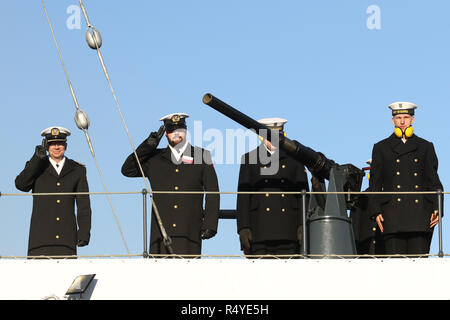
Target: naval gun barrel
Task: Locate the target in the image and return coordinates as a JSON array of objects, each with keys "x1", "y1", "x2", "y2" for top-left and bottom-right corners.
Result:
[{"x1": 202, "y1": 93, "x2": 336, "y2": 180}]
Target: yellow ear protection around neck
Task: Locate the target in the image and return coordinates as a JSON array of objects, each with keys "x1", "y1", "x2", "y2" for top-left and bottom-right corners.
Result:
[{"x1": 394, "y1": 126, "x2": 413, "y2": 138}]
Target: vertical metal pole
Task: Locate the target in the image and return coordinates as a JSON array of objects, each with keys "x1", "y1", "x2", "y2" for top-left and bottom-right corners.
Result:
[
  {"x1": 142, "y1": 188, "x2": 148, "y2": 258},
  {"x1": 438, "y1": 189, "x2": 443, "y2": 258},
  {"x1": 302, "y1": 189, "x2": 308, "y2": 256}
]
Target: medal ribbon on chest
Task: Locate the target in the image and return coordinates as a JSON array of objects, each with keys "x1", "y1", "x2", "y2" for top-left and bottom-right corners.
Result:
[{"x1": 181, "y1": 155, "x2": 193, "y2": 164}]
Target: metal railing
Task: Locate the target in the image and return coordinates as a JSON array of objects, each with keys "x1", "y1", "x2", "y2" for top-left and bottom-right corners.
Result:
[{"x1": 0, "y1": 189, "x2": 447, "y2": 259}]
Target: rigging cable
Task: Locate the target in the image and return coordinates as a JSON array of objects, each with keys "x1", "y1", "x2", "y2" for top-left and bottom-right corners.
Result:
[
  {"x1": 40, "y1": 0, "x2": 130, "y2": 254},
  {"x1": 77, "y1": 0, "x2": 173, "y2": 253}
]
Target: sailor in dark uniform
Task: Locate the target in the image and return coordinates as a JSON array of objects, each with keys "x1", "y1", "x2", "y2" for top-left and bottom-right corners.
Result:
[
  {"x1": 236, "y1": 118, "x2": 309, "y2": 257},
  {"x1": 121, "y1": 113, "x2": 220, "y2": 256},
  {"x1": 15, "y1": 127, "x2": 92, "y2": 257},
  {"x1": 369, "y1": 102, "x2": 443, "y2": 255}
]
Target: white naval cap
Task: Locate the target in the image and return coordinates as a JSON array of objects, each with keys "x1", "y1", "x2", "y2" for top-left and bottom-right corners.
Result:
[
  {"x1": 388, "y1": 101, "x2": 417, "y2": 116},
  {"x1": 40, "y1": 126, "x2": 71, "y2": 142},
  {"x1": 257, "y1": 117, "x2": 288, "y2": 130},
  {"x1": 159, "y1": 113, "x2": 189, "y2": 131},
  {"x1": 159, "y1": 113, "x2": 190, "y2": 121}
]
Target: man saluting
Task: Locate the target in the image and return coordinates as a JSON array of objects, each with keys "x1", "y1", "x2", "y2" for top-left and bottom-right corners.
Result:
[
  {"x1": 121, "y1": 113, "x2": 220, "y2": 256},
  {"x1": 15, "y1": 127, "x2": 92, "y2": 257}
]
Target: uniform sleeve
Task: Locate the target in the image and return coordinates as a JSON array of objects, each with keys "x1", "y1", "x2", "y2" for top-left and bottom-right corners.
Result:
[
  {"x1": 201, "y1": 150, "x2": 220, "y2": 232},
  {"x1": 424, "y1": 142, "x2": 443, "y2": 213},
  {"x1": 236, "y1": 154, "x2": 252, "y2": 233},
  {"x1": 121, "y1": 139, "x2": 157, "y2": 177},
  {"x1": 15, "y1": 153, "x2": 48, "y2": 192},
  {"x1": 368, "y1": 143, "x2": 384, "y2": 217},
  {"x1": 76, "y1": 166, "x2": 92, "y2": 243}
]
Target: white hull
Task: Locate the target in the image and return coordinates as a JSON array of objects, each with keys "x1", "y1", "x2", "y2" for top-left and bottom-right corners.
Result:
[{"x1": 1, "y1": 257, "x2": 449, "y2": 300}]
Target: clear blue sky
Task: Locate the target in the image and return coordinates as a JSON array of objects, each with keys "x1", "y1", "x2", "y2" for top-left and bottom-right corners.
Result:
[{"x1": 1, "y1": 0, "x2": 449, "y2": 256}]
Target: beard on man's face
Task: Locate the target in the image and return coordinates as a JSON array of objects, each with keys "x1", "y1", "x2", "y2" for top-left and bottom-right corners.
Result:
[{"x1": 167, "y1": 129, "x2": 186, "y2": 147}]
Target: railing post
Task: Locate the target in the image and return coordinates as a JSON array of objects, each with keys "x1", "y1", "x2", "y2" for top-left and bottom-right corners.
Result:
[
  {"x1": 438, "y1": 189, "x2": 444, "y2": 258},
  {"x1": 301, "y1": 189, "x2": 308, "y2": 257},
  {"x1": 142, "y1": 188, "x2": 148, "y2": 258}
]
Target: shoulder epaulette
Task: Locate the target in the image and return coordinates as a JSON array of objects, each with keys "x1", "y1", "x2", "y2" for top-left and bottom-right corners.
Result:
[{"x1": 73, "y1": 160, "x2": 86, "y2": 167}]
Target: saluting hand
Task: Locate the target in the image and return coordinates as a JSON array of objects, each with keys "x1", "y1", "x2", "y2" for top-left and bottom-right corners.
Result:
[
  {"x1": 147, "y1": 125, "x2": 165, "y2": 148},
  {"x1": 376, "y1": 214, "x2": 384, "y2": 233},
  {"x1": 35, "y1": 144, "x2": 47, "y2": 160},
  {"x1": 430, "y1": 210, "x2": 439, "y2": 228}
]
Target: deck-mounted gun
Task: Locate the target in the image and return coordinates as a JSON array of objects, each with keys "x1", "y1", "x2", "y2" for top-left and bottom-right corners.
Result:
[{"x1": 203, "y1": 93, "x2": 364, "y2": 256}]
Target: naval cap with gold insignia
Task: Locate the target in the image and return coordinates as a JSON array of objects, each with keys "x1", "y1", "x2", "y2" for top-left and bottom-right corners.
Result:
[
  {"x1": 41, "y1": 126, "x2": 71, "y2": 143},
  {"x1": 389, "y1": 101, "x2": 417, "y2": 116},
  {"x1": 258, "y1": 117, "x2": 288, "y2": 130},
  {"x1": 160, "y1": 113, "x2": 189, "y2": 132}
]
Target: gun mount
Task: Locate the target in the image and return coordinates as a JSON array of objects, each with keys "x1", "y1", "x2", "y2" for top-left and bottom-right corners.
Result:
[{"x1": 203, "y1": 93, "x2": 365, "y2": 256}]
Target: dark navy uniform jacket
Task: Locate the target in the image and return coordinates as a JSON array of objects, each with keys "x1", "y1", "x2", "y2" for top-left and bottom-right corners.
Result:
[
  {"x1": 236, "y1": 146, "x2": 309, "y2": 243},
  {"x1": 121, "y1": 140, "x2": 220, "y2": 248},
  {"x1": 369, "y1": 134, "x2": 443, "y2": 235},
  {"x1": 15, "y1": 154, "x2": 92, "y2": 254}
]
